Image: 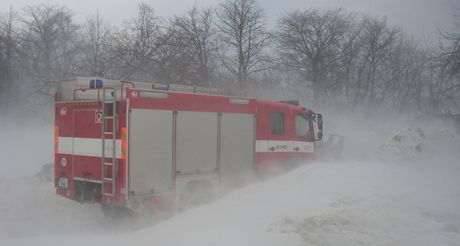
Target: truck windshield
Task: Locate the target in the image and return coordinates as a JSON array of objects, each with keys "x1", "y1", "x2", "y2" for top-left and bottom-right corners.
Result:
[{"x1": 295, "y1": 114, "x2": 310, "y2": 139}]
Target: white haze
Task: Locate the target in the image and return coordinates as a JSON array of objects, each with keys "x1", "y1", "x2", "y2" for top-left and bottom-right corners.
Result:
[
  {"x1": 0, "y1": 111, "x2": 459, "y2": 246},
  {"x1": 0, "y1": 125, "x2": 52, "y2": 178},
  {"x1": 0, "y1": 0, "x2": 457, "y2": 42}
]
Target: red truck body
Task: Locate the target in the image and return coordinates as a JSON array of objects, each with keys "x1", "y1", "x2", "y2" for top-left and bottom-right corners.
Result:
[{"x1": 54, "y1": 77, "x2": 320, "y2": 213}]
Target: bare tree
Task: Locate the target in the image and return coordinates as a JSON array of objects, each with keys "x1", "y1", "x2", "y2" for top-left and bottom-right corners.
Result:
[
  {"x1": 430, "y1": 8, "x2": 460, "y2": 110},
  {"x1": 441, "y1": 35, "x2": 460, "y2": 77},
  {"x1": 216, "y1": 0, "x2": 269, "y2": 95},
  {"x1": 335, "y1": 17, "x2": 364, "y2": 108},
  {"x1": 278, "y1": 9, "x2": 350, "y2": 106},
  {"x1": 0, "y1": 2, "x2": 455, "y2": 116},
  {"x1": 380, "y1": 37, "x2": 425, "y2": 111},
  {"x1": 440, "y1": 9, "x2": 460, "y2": 76},
  {"x1": 170, "y1": 5, "x2": 216, "y2": 86},
  {"x1": 0, "y1": 7, "x2": 16, "y2": 86},
  {"x1": 112, "y1": 2, "x2": 164, "y2": 80},
  {"x1": 428, "y1": 32, "x2": 460, "y2": 111},
  {"x1": 20, "y1": 4, "x2": 80, "y2": 86},
  {"x1": 425, "y1": 57, "x2": 460, "y2": 110},
  {"x1": 153, "y1": 28, "x2": 192, "y2": 84},
  {"x1": 0, "y1": 6, "x2": 19, "y2": 111},
  {"x1": 80, "y1": 11, "x2": 112, "y2": 77},
  {"x1": 350, "y1": 16, "x2": 399, "y2": 109}
]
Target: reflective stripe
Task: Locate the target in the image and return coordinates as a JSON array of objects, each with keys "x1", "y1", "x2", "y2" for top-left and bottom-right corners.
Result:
[
  {"x1": 73, "y1": 177, "x2": 102, "y2": 184},
  {"x1": 121, "y1": 127, "x2": 127, "y2": 160},
  {"x1": 293, "y1": 141, "x2": 315, "y2": 153},
  {"x1": 58, "y1": 137, "x2": 122, "y2": 158},
  {"x1": 58, "y1": 137, "x2": 313, "y2": 156},
  {"x1": 54, "y1": 126, "x2": 59, "y2": 153},
  {"x1": 256, "y1": 140, "x2": 314, "y2": 153},
  {"x1": 256, "y1": 140, "x2": 292, "y2": 152}
]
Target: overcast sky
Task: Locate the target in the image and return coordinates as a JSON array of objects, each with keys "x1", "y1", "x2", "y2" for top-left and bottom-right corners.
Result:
[{"x1": 1, "y1": 0, "x2": 458, "y2": 43}]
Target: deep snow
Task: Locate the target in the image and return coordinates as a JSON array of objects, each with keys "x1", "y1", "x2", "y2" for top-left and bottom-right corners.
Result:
[
  {"x1": 0, "y1": 126, "x2": 52, "y2": 179},
  {"x1": 0, "y1": 117, "x2": 459, "y2": 246}
]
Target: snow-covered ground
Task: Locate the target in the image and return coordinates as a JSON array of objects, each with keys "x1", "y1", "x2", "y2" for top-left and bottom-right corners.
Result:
[
  {"x1": 0, "y1": 126, "x2": 52, "y2": 179},
  {"x1": 1, "y1": 118, "x2": 459, "y2": 246}
]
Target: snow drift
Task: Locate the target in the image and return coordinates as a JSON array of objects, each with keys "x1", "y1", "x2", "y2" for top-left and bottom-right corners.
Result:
[{"x1": 0, "y1": 115, "x2": 459, "y2": 246}]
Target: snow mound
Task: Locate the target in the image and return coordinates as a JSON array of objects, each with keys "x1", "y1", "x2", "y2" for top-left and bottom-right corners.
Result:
[
  {"x1": 378, "y1": 127, "x2": 458, "y2": 161},
  {"x1": 2, "y1": 159, "x2": 459, "y2": 246},
  {"x1": 1, "y1": 123, "x2": 459, "y2": 246},
  {"x1": 270, "y1": 205, "x2": 460, "y2": 246},
  {"x1": 35, "y1": 163, "x2": 54, "y2": 182}
]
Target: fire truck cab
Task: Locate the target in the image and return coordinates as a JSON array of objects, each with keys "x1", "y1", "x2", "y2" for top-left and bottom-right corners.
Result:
[{"x1": 54, "y1": 77, "x2": 322, "y2": 214}]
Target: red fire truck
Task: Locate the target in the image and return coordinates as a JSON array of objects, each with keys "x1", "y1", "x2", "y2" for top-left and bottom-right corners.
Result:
[{"x1": 54, "y1": 77, "x2": 323, "y2": 214}]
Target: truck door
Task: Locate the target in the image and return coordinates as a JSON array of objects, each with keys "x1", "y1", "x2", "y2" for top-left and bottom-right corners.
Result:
[
  {"x1": 219, "y1": 113, "x2": 255, "y2": 186},
  {"x1": 72, "y1": 109, "x2": 103, "y2": 182},
  {"x1": 292, "y1": 113, "x2": 315, "y2": 153},
  {"x1": 176, "y1": 111, "x2": 218, "y2": 175},
  {"x1": 128, "y1": 109, "x2": 174, "y2": 196}
]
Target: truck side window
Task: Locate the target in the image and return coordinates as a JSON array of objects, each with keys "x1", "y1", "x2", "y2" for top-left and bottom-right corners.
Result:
[
  {"x1": 270, "y1": 112, "x2": 285, "y2": 135},
  {"x1": 295, "y1": 114, "x2": 310, "y2": 138}
]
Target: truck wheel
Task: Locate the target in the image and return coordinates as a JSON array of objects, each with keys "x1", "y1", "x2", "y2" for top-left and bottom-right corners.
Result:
[
  {"x1": 102, "y1": 205, "x2": 134, "y2": 220},
  {"x1": 284, "y1": 157, "x2": 303, "y2": 171},
  {"x1": 178, "y1": 180, "x2": 215, "y2": 212}
]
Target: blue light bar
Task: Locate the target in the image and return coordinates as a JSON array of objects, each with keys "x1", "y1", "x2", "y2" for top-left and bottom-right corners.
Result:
[{"x1": 89, "y1": 79, "x2": 103, "y2": 88}]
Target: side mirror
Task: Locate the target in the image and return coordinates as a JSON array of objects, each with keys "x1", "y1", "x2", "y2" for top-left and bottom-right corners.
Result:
[{"x1": 316, "y1": 114, "x2": 323, "y2": 141}]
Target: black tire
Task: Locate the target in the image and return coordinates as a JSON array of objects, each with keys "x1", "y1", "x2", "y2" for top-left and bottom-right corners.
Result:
[
  {"x1": 178, "y1": 181, "x2": 215, "y2": 212},
  {"x1": 284, "y1": 157, "x2": 303, "y2": 171},
  {"x1": 102, "y1": 204, "x2": 134, "y2": 220}
]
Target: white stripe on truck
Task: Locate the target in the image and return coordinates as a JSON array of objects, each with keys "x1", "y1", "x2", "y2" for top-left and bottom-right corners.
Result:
[
  {"x1": 58, "y1": 137, "x2": 121, "y2": 158},
  {"x1": 256, "y1": 140, "x2": 314, "y2": 153},
  {"x1": 58, "y1": 138, "x2": 314, "y2": 157}
]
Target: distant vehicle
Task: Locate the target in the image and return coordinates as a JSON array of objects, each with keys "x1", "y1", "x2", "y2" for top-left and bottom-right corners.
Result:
[{"x1": 53, "y1": 77, "x2": 323, "y2": 215}]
